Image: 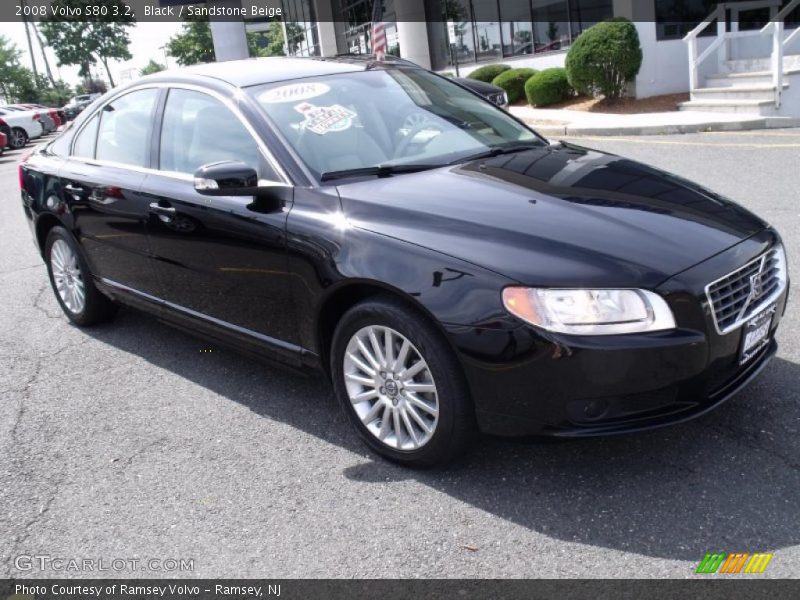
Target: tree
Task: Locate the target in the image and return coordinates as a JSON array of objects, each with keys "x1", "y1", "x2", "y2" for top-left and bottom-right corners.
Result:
[
  {"x1": 0, "y1": 35, "x2": 36, "y2": 103},
  {"x1": 39, "y1": 80, "x2": 74, "y2": 106},
  {"x1": 167, "y1": 15, "x2": 287, "y2": 66},
  {"x1": 140, "y1": 59, "x2": 166, "y2": 76},
  {"x1": 166, "y1": 14, "x2": 214, "y2": 66},
  {"x1": 40, "y1": 0, "x2": 134, "y2": 88},
  {"x1": 76, "y1": 78, "x2": 107, "y2": 95}
]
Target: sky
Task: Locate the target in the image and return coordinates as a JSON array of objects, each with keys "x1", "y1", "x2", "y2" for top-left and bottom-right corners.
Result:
[{"x1": 4, "y1": 21, "x2": 184, "y2": 87}]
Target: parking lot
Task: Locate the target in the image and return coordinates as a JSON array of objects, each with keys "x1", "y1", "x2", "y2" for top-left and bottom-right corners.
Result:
[{"x1": 1, "y1": 130, "x2": 798, "y2": 578}]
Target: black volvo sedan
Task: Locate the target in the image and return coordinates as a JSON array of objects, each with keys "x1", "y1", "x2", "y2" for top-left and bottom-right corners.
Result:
[{"x1": 19, "y1": 56, "x2": 789, "y2": 466}]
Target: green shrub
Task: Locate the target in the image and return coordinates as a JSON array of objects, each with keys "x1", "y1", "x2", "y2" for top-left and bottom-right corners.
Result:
[
  {"x1": 491, "y1": 68, "x2": 538, "y2": 104},
  {"x1": 525, "y1": 68, "x2": 572, "y2": 107},
  {"x1": 467, "y1": 64, "x2": 511, "y2": 83},
  {"x1": 565, "y1": 17, "x2": 642, "y2": 99}
]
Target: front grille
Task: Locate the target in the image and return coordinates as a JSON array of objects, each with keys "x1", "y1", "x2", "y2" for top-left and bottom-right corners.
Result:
[{"x1": 706, "y1": 247, "x2": 784, "y2": 334}]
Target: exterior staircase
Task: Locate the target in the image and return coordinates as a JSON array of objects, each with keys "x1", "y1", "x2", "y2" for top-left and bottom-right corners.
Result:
[
  {"x1": 679, "y1": 54, "x2": 800, "y2": 116},
  {"x1": 681, "y1": 0, "x2": 800, "y2": 119}
]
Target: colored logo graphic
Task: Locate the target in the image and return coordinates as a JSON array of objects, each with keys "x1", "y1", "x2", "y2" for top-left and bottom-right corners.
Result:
[{"x1": 696, "y1": 552, "x2": 773, "y2": 574}]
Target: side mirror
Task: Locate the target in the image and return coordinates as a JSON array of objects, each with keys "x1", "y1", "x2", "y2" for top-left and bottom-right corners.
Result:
[{"x1": 194, "y1": 160, "x2": 259, "y2": 196}]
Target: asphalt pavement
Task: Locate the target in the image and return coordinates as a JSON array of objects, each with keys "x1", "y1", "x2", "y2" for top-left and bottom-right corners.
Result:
[{"x1": 1, "y1": 130, "x2": 799, "y2": 578}]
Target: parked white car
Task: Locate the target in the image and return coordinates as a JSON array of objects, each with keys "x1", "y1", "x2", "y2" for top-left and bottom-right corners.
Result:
[
  {"x1": 0, "y1": 108, "x2": 43, "y2": 149},
  {"x1": 2, "y1": 105, "x2": 56, "y2": 134}
]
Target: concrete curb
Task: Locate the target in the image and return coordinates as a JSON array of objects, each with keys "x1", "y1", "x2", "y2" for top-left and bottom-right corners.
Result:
[{"x1": 530, "y1": 117, "x2": 800, "y2": 137}]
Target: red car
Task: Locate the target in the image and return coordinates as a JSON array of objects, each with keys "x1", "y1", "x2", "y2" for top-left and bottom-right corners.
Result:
[{"x1": 0, "y1": 131, "x2": 6, "y2": 154}]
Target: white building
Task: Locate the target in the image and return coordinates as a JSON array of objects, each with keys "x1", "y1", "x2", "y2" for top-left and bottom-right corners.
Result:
[{"x1": 269, "y1": 0, "x2": 800, "y2": 116}]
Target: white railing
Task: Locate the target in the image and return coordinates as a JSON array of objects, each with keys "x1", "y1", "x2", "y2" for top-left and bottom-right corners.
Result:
[
  {"x1": 684, "y1": 0, "x2": 798, "y2": 108},
  {"x1": 761, "y1": 0, "x2": 800, "y2": 107}
]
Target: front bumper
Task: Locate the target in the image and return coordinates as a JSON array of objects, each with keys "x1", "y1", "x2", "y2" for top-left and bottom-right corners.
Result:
[{"x1": 453, "y1": 231, "x2": 788, "y2": 437}]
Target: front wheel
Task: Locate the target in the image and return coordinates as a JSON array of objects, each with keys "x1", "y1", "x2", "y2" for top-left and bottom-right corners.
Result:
[
  {"x1": 9, "y1": 127, "x2": 28, "y2": 149},
  {"x1": 44, "y1": 226, "x2": 117, "y2": 326},
  {"x1": 331, "y1": 296, "x2": 477, "y2": 467}
]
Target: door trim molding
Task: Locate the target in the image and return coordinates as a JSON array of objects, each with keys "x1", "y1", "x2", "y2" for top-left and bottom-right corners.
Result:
[{"x1": 99, "y1": 277, "x2": 310, "y2": 356}]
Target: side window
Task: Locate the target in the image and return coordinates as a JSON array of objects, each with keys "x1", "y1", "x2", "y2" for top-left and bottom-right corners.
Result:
[
  {"x1": 159, "y1": 88, "x2": 278, "y2": 180},
  {"x1": 72, "y1": 114, "x2": 100, "y2": 158},
  {"x1": 95, "y1": 88, "x2": 159, "y2": 167}
]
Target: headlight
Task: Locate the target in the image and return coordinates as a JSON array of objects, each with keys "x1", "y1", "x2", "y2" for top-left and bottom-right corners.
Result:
[
  {"x1": 502, "y1": 288, "x2": 676, "y2": 335},
  {"x1": 775, "y1": 243, "x2": 788, "y2": 287}
]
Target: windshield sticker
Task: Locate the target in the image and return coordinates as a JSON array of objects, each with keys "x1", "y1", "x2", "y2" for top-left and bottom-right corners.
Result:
[
  {"x1": 260, "y1": 82, "x2": 330, "y2": 104},
  {"x1": 294, "y1": 102, "x2": 357, "y2": 135}
]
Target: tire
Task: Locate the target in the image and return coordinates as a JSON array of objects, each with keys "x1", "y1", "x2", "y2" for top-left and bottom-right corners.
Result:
[
  {"x1": 331, "y1": 296, "x2": 477, "y2": 467},
  {"x1": 44, "y1": 226, "x2": 117, "y2": 326},
  {"x1": 9, "y1": 127, "x2": 28, "y2": 150}
]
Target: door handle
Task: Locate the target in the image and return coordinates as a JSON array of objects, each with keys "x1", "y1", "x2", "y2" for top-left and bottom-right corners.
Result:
[
  {"x1": 149, "y1": 202, "x2": 176, "y2": 215},
  {"x1": 63, "y1": 183, "x2": 85, "y2": 195}
]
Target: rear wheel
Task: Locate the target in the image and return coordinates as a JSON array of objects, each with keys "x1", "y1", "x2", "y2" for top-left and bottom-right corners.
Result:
[
  {"x1": 331, "y1": 296, "x2": 477, "y2": 467},
  {"x1": 9, "y1": 127, "x2": 28, "y2": 150},
  {"x1": 44, "y1": 226, "x2": 117, "y2": 326}
]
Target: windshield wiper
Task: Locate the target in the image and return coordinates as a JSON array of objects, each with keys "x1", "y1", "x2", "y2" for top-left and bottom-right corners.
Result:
[
  {"x1": 448, "y1": 143, "x2": 543, "y2": 166},
  {"x1": 320, "y1": 163, "x2": 442, "y2": 182}
]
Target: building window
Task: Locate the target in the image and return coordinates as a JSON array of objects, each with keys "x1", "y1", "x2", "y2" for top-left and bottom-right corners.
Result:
[
  {"x1": 473, "y1": 1, "x2": 503, "y2": 62},
  {"x1": 499, "y1": 0, "x2": 534, "y2": 57},
  {"x1": 531, "y1": 0, "x2": 572, "y2": 53},
  {"x1": 426, "y1": 0, "x2": 612, "y2": 69},
  {"x1": 655, "y1": 0, "x2": 798, "y2": 41},
  {"x1": 281, "y1": 0, "x2": 320, "y2": 56},
  {"x1": 335, "y1": 0, "x2": 399, "y2": 56},
  {"x1": 570, "y1": 0, "x2": 614, "y2": 36}
]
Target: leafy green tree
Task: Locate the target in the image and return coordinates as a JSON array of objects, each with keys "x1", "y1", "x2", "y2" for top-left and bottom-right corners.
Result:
[
  {"x1": 140, "y1": 59, "x2": 166, "y2": 76},
  {"x1": 39, "y1": 80, "x2": 75, "y2": 106},
  {"x1": 40, "y1": 0, "x2": 134, "y2": 88},
  {"x1": 0, "y1": 35, "x2": 38, "y2": 102},
  {"x1": 76, "y1": 78, "x2": 107, "y2": 95},
  {"x1": 166, "y1": 14, "x2": 214, "y2": 66}
]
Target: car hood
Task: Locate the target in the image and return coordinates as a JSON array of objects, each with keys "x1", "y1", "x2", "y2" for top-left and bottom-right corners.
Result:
[
  {"x1": 454, "y1": 78, "x2": 503, "y2": 94},
  {"x1": 336, "y1": 142, "x2": 767, "y2": 288}
]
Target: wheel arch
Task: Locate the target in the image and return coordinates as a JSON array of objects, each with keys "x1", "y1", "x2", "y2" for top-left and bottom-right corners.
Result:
[
  {"x1": 315, "y1": 279, "x2": 461, "y2": 379},
  {"x1": 35, "y1": 213, "x2": 63, "y2": 256}
]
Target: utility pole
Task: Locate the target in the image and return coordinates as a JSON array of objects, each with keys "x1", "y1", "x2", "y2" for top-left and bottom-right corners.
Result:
[{"x1": 20, "y1": 0, "x2": 41, "y2": 85}]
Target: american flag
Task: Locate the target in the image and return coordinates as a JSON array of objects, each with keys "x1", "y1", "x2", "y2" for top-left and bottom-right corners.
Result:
[{"x1": 371, "y1": 0, "x2": 387, "y2": 61}]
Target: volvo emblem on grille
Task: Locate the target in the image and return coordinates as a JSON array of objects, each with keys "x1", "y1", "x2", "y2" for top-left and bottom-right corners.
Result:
[{"x1": 750, "y1": 272, "x2": 765, "y2": 300}]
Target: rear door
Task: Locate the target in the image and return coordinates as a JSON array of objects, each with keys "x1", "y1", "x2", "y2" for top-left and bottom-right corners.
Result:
[
  {"x1": 140, "y1": 86, "x2": 300, "y2": 356},
  {"x1": 59, "y1": 87, "x2": 163, "y2": 296}
]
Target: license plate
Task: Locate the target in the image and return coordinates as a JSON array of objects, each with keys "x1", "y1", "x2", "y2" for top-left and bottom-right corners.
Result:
[{"x1": 739, "y1": 304, "x2": 776, "y2": 365}]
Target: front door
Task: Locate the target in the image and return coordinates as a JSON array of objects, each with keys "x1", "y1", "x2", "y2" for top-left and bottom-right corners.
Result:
[{"x1": 140, "y1": 87, "x2": 300, "y2": 357}]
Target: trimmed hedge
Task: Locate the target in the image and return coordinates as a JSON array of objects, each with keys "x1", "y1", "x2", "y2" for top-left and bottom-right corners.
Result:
[
  {"x1": 467, "y1": 63, "x2": 511, "y2": 83},
  {"x1": 491, "y1": 68, "x2": 538, "y2": 103},
  {"x1": 525, "y1": 68, "x2": 572, "y2": 107},
  {"x1": 565, "y1": 17, "x2": 642, "y2": 99}
]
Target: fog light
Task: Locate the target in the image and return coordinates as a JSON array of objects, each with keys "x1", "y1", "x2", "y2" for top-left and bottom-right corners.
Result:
[{"x1": 583, "y1": 399, "x2": 609, "y2": 420}]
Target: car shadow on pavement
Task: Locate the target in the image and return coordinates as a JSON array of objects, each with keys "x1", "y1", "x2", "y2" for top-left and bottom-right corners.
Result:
[{"x1": 86, "y1": 307, "x2": 800, "y2": 562}]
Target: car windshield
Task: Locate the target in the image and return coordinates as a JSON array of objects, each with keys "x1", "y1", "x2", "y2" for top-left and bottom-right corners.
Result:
[{"x1": 248, "y1": 67, "x2": 543, "y2": 181}]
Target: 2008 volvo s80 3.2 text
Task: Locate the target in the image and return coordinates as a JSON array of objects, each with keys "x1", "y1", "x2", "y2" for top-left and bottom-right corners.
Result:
[{"x1": 19, "y1": 56, "x2": 789, "y2": 466}]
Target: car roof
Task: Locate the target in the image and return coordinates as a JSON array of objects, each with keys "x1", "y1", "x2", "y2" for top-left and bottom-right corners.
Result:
[{"x1": 151, "y1": 55, "x2": 419, "y2": 89}]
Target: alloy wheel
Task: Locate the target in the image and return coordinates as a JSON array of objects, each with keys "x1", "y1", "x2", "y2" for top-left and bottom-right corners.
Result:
[
  {"x1": 50, "y1": 239, "x2": 86, "y2": 314},
  {"x1": 11, "y1": 129, "x2": 26, "y2": 148},
  {"x1": 343, "y1": 325, "x2": 439, "y2": 450}
]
